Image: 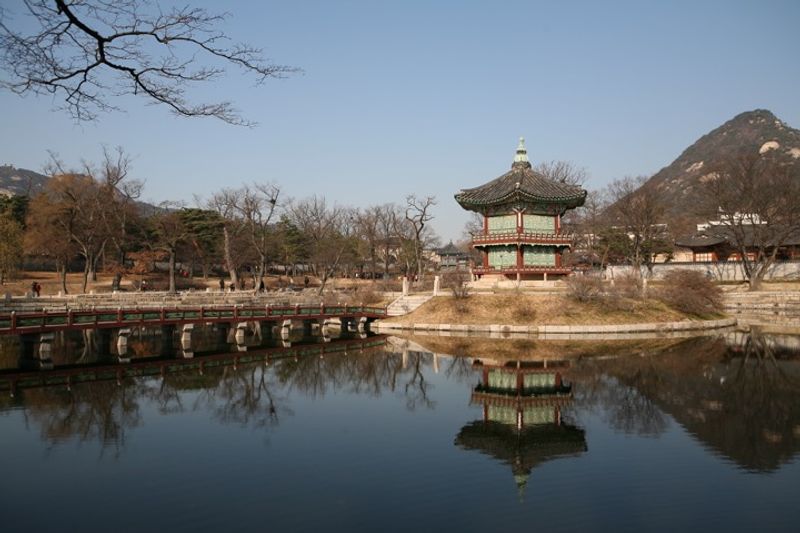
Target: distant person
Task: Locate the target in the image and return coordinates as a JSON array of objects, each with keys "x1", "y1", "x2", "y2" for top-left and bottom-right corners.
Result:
[
  {"x1": 141, "y1": 279, "x2": 148, "y2": 291},
  {"x1": 229, "y1": 282, "x2": 235, "y2": 292},
  {"x1": 219, "y1": 278, "x2": 225, "y2": 291},
  {"x1": 304, "y1": 276, "x2": 310, "y2": 288},
  {"x1": 35, "y1": 282, "x2": 41, "y2": 297},
  {"x1": 30, "y1": 281, "x2": 38, "y2": 297}
]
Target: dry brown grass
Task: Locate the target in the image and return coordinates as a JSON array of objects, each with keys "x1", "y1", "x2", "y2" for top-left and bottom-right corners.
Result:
[{"x1": 384, "y1": 293, "x2": 692, "y2": 325}]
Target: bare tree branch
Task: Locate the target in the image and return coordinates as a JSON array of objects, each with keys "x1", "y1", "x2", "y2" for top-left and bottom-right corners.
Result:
[{"x1": 0, "y1": 0, "x2": 299, "y2": 125}]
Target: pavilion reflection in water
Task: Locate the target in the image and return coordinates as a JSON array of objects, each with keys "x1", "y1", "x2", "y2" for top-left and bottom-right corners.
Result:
[{"x1": 456, "y1": 358, "x2": 587, "y2": 497}]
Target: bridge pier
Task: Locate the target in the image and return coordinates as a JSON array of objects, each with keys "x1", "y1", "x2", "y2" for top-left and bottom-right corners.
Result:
[
  {"x1": 280, "y1": 319, "x2": 292, "y2": 340},
  {"x1": 117, "y1": 328, "x2": 131, "y2": 363},
  {"x1": 234, "y1": 322, "x2": 249, "y2": 346},
  {"x1": 180, "y1": 324, "x2": 194, "y2": 358}
]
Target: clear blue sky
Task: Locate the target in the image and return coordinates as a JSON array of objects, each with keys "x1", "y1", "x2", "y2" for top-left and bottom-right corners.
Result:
[{"x1": 1, "y1": 0, "x2": 799, "y2": 242}]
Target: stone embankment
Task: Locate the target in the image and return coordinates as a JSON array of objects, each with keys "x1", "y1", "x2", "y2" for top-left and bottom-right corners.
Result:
[
  {"x1": 373, "y1": 317, "x2": 737, "y2": 335},
  {"x1": 723, "y1": 291, "x2": 800, "y2": 314}
]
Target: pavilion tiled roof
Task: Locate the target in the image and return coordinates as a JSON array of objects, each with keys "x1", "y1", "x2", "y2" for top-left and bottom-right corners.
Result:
[
  {"x1": 455, "y1": 139, "x2": 587, "y2": 213},
  {"x1": 437, "y1": 241, "x2": 464, "y2": 256}
]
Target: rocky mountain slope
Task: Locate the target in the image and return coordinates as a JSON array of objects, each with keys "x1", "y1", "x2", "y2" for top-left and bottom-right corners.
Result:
[
  {"x1": 0, "y1": 165, "x2": 49, "y2": 197},
  {"x1": 639, "y1": 109, "x2": 800, "y2": 230}
]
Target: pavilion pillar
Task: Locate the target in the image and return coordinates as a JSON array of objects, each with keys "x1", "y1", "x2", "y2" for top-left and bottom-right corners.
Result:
[
  {"x1": 483, "y1": 250, "x2": 489, "y2": 269},
  {"x1": 556, "y1": 213, "x2": 561, "y2": 234},
  {"x1": 483, "y1": 215, "x2": 489, "y2": 234}
]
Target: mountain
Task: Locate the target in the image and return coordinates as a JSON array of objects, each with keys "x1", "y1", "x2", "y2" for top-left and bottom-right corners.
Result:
[
  {"x1": 638, "y1": 109, "x2": 800, "y2": 231},
  {"x1": 0, "y1": 165, "x2": 50, "y2": 197}
]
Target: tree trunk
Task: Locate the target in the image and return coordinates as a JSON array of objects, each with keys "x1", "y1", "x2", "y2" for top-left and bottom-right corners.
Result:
[
  {"x1": 222, "y1": 226, "x2": 239, "y2": 288},
  {"x1": 82, "y1": 263, "x2": 90, "y2": 293},
  {"x1": 59, "y1": 262, "x2": 68, "y2": 294},
  {"x1": 168, "y1": 249, "x2": 177, "y2": 293}
]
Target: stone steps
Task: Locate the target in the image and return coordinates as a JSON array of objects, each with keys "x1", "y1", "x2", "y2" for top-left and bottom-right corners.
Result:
[{"x1": 386, "y1": 294, "x2": 433, "y2": 316}]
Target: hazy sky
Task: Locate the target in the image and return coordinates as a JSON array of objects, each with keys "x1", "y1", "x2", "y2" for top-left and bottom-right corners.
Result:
[{"x1": 2, "y1": 0, "x2": 799, "y2": 242}]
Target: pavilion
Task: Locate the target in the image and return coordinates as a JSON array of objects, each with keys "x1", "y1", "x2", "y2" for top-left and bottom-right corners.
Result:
[{"x1": 455, "y1": 138, "x2": 587, "y2": 281}]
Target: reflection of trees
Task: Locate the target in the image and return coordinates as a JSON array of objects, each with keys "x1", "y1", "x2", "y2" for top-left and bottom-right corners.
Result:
[
  {"x1": 3, "y1": 340, "x2": 449, "y2": 452},
  {"x1": 573, "y1": 333, "x2": 800, "y2": 472},
  {"x1": 203, "y1": 365, "x2": 285, "y2": 428},
  {"x1": 20, "y1": 380, "x2": 144, "y2": 454},
  {"x1": 574, "y1": 374, "x2": 667, "y2": 436},
  {"x1": 273, "y1": 349, "x2": 437, "y2": 410}
]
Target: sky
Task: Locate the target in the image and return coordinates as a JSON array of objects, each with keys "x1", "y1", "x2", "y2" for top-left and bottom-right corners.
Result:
[{"x1": 1, "y1": 0, "x2": 799, "y2": 242}]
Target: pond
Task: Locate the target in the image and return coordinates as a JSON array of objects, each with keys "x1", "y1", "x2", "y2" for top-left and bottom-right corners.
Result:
[{"x1": 0, "y1": 325, "x2": 799, "y2": 532}]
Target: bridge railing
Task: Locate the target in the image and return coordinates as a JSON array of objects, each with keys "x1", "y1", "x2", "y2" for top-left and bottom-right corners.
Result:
[{"x1": 0, "y1": 304, "x2": 388, "y2": 334}]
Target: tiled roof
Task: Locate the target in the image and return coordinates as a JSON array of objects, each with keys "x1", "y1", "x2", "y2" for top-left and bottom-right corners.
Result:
[{"x1": 455, "y1": 160, "x2": 587, "y2": 212}]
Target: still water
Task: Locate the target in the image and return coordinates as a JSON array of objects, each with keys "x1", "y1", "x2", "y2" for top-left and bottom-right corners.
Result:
[{"x1": 1, "y1": 325, "x2": 799, "y2": 532}]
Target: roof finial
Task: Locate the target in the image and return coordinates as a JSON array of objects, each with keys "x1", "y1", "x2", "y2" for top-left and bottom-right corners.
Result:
[{"x1": 514, "y1": 137, "x2": 528, "y2": 163}]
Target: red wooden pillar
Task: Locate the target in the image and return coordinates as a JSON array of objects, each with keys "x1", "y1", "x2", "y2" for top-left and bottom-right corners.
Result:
[
  {"x1": 556, "y1": 214, "x2": 561, "y2": 234},
  {"x1": 556, "y1": 251, "x2": 562, "y2": 267},
  {"x1": 483, "y1": 250, "x2": 489, "y2": 269},
  {"x1": 483, "y1": 215, "x2": 489, "y2": 234},
  {"x1": 517, "y1": 212, "x2": 523, "y2": 234},
  {"x1": 517, "y1": 245, "x2": 523, "y2": 269}
]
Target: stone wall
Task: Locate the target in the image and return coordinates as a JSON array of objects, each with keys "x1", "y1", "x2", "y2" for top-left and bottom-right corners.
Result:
[{"x1": 605, "y1": 260, "x2": 800, "y2": 282}]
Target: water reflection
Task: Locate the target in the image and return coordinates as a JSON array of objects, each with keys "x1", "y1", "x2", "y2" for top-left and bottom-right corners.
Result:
[
  {"x1": 456, "y1": 358, "x2": 586, "y2": 497},
  {"x1": 1, "y1": 327, "x2": 799, "y2": 477},
  {"x1": 571, "y1": 331, "x2": 800, "y2": 472}
]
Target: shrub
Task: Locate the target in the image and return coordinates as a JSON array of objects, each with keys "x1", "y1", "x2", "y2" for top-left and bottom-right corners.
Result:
[
  {"x1": 565, "y1": 274, "x2": 604, "y2": 303},
  {"x1": 657, "y1": 270, "x2": 723, "y2": 316},
  {"x1": 442, "y1": 270, "x2": 470, "y2": 299},
  {"x1": 613, "y1": 272, "x2": 643, "y2": 299}
]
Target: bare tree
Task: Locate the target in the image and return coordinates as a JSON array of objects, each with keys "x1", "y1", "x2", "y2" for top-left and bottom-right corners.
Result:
[
  {"x1": 605, "y1": 176, "x2": 672, "y2": 276},
  {"x1": 206, "y1": 189, "x2": 245, "y2": 289},
  {"x1": 375, "y1": 203, "x2": 401, "y2": 277},
  {"x1": 697, "y1": 150, "x2": 800, "y2": 290},
  {"x1": 236, "y1": 183, "x2": 280, "y2": 292},
  {"x1": 97, "y1": 146, "x2": 144, "y2": 290},
  {"x1": 404, "y1": 194, "x2": 436, "y2": 283},
  {"x1": 535, "y1": 160, "x2": 588, "y2": 187},
  {"x1": 287, "y1": 196, "x2": 350, "y2": 294},
  {"x1": 149, "y1": 203, "x2": 188, "y2": 293},
  {"x1": 0, "y1": 0, "x2": 298, "y2": 125}
]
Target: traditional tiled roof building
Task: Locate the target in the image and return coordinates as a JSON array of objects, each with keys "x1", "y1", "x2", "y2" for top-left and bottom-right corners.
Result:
[{"x1": 455, "y1": 138, "x2": 587, "y2": 280}]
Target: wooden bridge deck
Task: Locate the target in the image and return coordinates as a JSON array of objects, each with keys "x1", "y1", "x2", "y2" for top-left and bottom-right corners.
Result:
[{"x1": 0, "y1": 304, "x2": 387, "y2": 335}]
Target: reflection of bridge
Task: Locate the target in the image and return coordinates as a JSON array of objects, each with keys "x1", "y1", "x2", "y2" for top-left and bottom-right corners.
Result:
[
  {"x1": 0, "y1": 335, "x2": 387, "y2": 395},
  {"x1": 0, "y1": 305, "x2": 386, "y2": 335}
]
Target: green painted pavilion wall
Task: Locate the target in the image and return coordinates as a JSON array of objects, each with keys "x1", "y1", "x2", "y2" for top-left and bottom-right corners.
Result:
[
  {"x1": 487, "y1": 214, "x2": 516, "y2": 234},
  {"x1": 523, "y1": 245, "x2": 556, "y2": 266},
  {"x1": 488, "y1": 245, "x2": 516, "y2": 268},
  {"x1": 522, "y1": 214, "x2": 555, "y2": 234}
]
